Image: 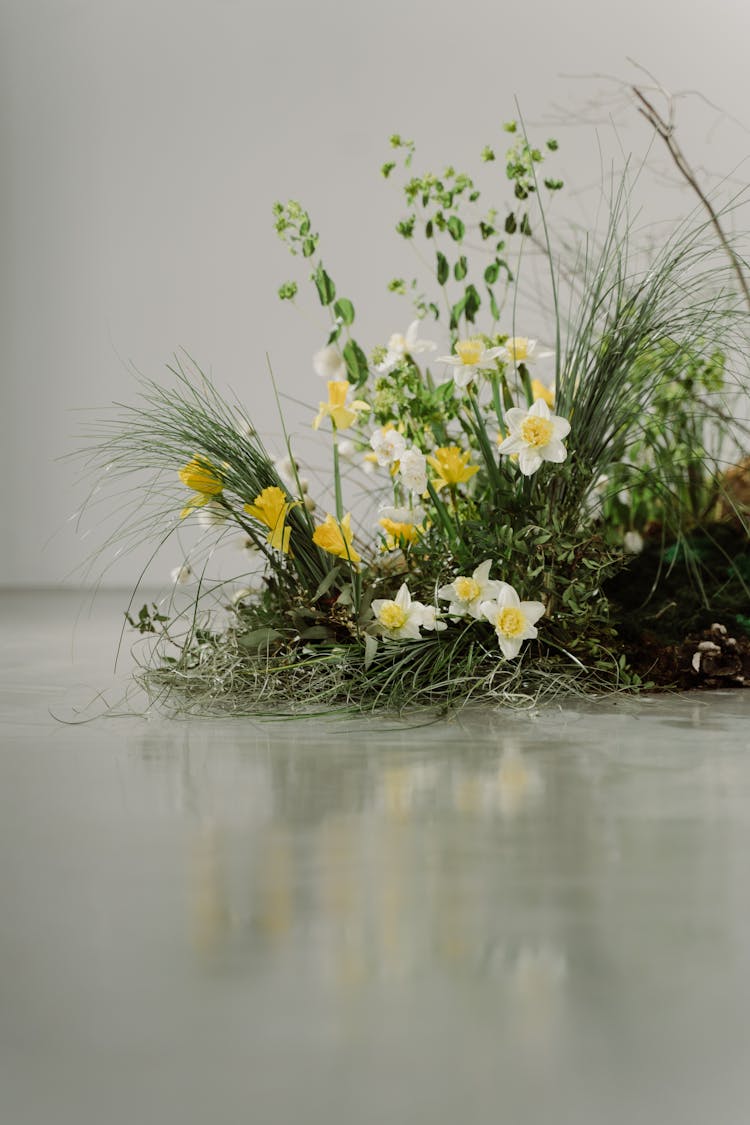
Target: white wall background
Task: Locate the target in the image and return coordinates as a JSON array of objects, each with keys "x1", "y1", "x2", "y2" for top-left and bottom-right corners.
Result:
[{"x1": 2, "y1": 0, "x2": 749, "y2": 588}]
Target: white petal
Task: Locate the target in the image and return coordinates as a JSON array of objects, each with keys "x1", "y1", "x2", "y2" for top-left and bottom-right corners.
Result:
[
  {"x1": 518, "y1": 449, "x2": 543, "y2": 475},
  {"x1": 474, "y1": 559, "x2": 493, "y2": 583},
  {"x1": 395, "y1": 584, "x2": 411, "y2": 610},
  {"x1": 437, "y1": 355, "x2": 463, "y2": 367},
  {"x1": 498, "y1": 435, "x2": 524, "y2": 456},
  {"x1": 551, "y1": 416, "x2": 571, "y2": 439},
  {"x1": 479, "y1": 599, "x2": 498, "y2": 623},
  {"x1": 504, "y1": 408, "x2": 527, "y2": 430},
  {"x1": 498, "y1": 636, "x2": 523, "y2": 659},
  {"x1": 542, "y1": 439, "x2": 567, "y2": 464},
  {"x1": 497, "y1": 584, "x2": 520, "y2": 609},
  {"x1": 452, "y1": 368, "x2": 475, "y2": 388},
  {"x1": 437, "y1": 584, "x2": 455, "y2": 601},
  {"x1": 520, "y1": 600, "x2": 546, "y2": 626},
  {"x1": 529, "y1": 399, "x2": 551, "y2": 420}
]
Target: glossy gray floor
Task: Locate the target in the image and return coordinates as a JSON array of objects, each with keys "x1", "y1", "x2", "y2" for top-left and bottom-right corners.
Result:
[{"x1": 1, "y1": 590, "x2": 749, "y2": 1124}]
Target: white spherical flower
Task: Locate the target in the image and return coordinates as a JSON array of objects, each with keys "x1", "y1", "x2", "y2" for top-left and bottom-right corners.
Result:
[
  {"x1": 623, "y1": 530, "x2": 644, "y2": 555},
  {"x1": 437, "y1": 337, "x2": 505, "y2": 388},
  {"x1": 337, "y1": 438, "x2": 357, "y2": 461},
  {"x1": 195, "y1": 500, "x2": 227, "y2": 528},
  {"x1": 438, "y1": 559, "x2": 505, "y2": 620},
  {"x1": 376, "y1": 319, "x2": 437, "y2": 373},
  {"x1": 170, "y1": 564, "x2": 193, "y2": 585},
  {"x1": 498, "y1": 337, "x2": 554, "y2": 367},
  {"x1": 370, "y1": 426, "x2": 407, "y2": 467},
  {"x1": 398, "y1": 447, "x2": 427, "y2": 494},
  {"x1": 498, "y1": 399, "x2": 571, "y2": 476},
  {"x1": 480, "y1": 584, "x2": 545, "y2": 660},
  {"x1": 313, "y1": 345, "x2": 347, "y2": 381}
]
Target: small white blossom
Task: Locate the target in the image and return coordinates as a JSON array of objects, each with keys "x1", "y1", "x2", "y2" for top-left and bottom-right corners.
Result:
[
  {"x1": 337, "y1": 438, "x2": 357, "y2": 460},
  {"x1": 313, "y1": 345, "x2": 347, "y2": 381},
  {"x1": 371, "y1": 583, "x2": 440, "y2": 640},
  {"x1": 195, "y1": 500, "x2": 227, "y2": 528},
  {"x1": 437, "y1": 337, "x2": 505, "y2": 388},
  {"x1": 370, "y1": 426, "x2": 407, "y2": 467},
  {"x1": 498, "y1": 399, "x2": 571, "y2": 476},
  {"x1": 377, "y1": 504, "x2": 425, "y2": 527},
  {"x1": 623, "y1": 530, "x2": 644, "y2": 554},
  {"x1": 170, "y1": 564, "x2": 193, "y2": 585},
  {"x1": 376, "y1": 319, "x2": 437, "y2": 373},
  {"x1": 398, "y1": 447, "x2": 427, "y2": 494},
  {"x1": 480, "y1": 584, "x2": 545, "y2": 660},
  {"x1": 438, "y1": 560, "x2": 505, "y2": 620}
]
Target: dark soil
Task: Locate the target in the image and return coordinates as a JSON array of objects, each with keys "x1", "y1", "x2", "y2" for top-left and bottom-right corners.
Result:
[{"x1": 606, "y1": 523, "x2": 750, "y2": 690}]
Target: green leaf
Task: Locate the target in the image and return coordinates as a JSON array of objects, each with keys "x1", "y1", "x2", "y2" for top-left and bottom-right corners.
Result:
[
  {"x1": 334, "y1": 297, "x2": 355, "y2": 325},
  {"x1": 343, "y1": 339, "x2": 369, "y2": 386},
  {"x1": 504, "y1": 213, "x2": 517, "y2": 235},
  {"x1": 314, "y1": 265, "x2": 336, "y2": 306},
  {"x1": 364, "y1": 634, "x2": 379, "y2": 669},
  {"x1": 313, "y1": 566, "x2": 342, "y2": 601},
  {"x1": 454, "y1": 256, "x2": 468, "y2": 281},
  {"x1": 447, "y1": 215, "x2": 465, "y2": 242},
  {"x1": 464, "y1": 284, "x2": 481, "y2": 323},
  {"x1": 238, "y1": 627, "x2": 283, "y2": 652},
  {"x1": 302, "y1": 238, "x2": 316, "y2": 258},
  {"x1": 484, "y1": 262, "x2": 500, "y2": 285},
  {"x1": 436, "y1": 251, "x2": 449, "y2": 286}
]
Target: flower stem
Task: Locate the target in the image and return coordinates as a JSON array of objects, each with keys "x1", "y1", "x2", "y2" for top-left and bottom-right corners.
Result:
[{"x1": 332, "y1": 430, "x2": 344, "y2": 521}]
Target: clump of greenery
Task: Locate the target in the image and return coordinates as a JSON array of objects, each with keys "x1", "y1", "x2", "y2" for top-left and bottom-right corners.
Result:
[{"x1": 78, "y1": 123, "x2": 750, "y2": 716}]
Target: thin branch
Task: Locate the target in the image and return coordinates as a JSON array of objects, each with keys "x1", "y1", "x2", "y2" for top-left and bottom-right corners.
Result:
[{"x1": 631, "y1": 83, "x2": 750, "y2": 313}]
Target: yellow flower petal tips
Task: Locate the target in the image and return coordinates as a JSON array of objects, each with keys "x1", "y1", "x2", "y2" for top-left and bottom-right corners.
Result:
[
  {"x1": 426, "y1": 446, "x2": 479, "y2": 491},
  {"x1": 179, "y1": 456, "x2": 224, "y2": 518},
  {"x1": 313, "y1": 380, "x2": 370, "y2": 432},
  {"x1": 244, "y1": 486, "x2": 297, "y2": 554},
  {"x1": 312, "y1": 513, "x2": 361, "y2": 567}
]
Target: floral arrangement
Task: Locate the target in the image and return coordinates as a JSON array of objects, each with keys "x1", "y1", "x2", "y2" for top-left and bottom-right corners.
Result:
[{"x1": 81, "y1": 122, "x2": 750, "y2": 714}]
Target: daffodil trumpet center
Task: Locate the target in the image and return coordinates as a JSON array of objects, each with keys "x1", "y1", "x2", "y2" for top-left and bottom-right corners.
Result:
[
  {"x1": 455, "y1": 339, "x2": 484, "y2": 366},
  {"x1": 495, "y1": 607, "x2": 526, "y2": 638},
  {"x1": 454, "y1": 577, "x2": 481, "y2": 603},
  {"x1": 506, "y1": 337, "x2": 530, "y2": 362},
  {"x1": 378, "y1": 603, "x2": 408, "y2": 631},
  {"x1": 520, "y1": 416, "x2": 554, "y2": 448}
]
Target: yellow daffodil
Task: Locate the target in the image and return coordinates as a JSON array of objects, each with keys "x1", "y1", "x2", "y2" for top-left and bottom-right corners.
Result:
[
  {"x1": 244, "y1": 486, "x2": 297, "y2": 554},
  {"x1": 426, "y1": 446, "x2": 479, "y2": 491},
  {"x1": 313, "y1": 380, "x2": 370, "y2": 432},
  {"x1": 179, "y1": 456, "x2": 224, "y2": 518},
  {"x1": 531, "y1": 379, "x2": 554, "y2": 408},
  {"x1": 312, "y1": 512, "x2": 361, "y2": 566}
]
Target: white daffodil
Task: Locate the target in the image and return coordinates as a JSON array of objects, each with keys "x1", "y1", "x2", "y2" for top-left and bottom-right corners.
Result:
[
  {"x1": 313, "y1": 345, "x2": 347, "y2": 381},
  {"x1": 480, "y1": 584, "x2": 545, "y2": 660},
  {"x1": 498, "y1": 399, "x2": 571, "y2": 476},
  {"x1": 437, "y1": 337, "x2": 505, "y2": 388},
  {"x1": 398, "y1": 447, "x2": 428, "y2": 494},
  {"x1": 337, "y1": 438, "x2": 357, "y2": 461},
  {"x1": 498, "y1": 337, "x2": 554, "y2": 367},
  {"x1": 438, "y1": 559, "x2": 506, "y2": 620},
  {"x1": 376, "y1": 319, "x2": 437, "y2": 373},
  {"x1": 370, "y1": 426, "x2": 407, "y2": 467},
  {"x1": 372, "y1": 583, "x2": 439, "y2": 640}
]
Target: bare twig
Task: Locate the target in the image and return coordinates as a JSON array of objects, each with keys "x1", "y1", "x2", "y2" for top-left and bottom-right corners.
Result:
[{"x1": 630, "y1": 82, "x2": 750, "y2": 313}]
